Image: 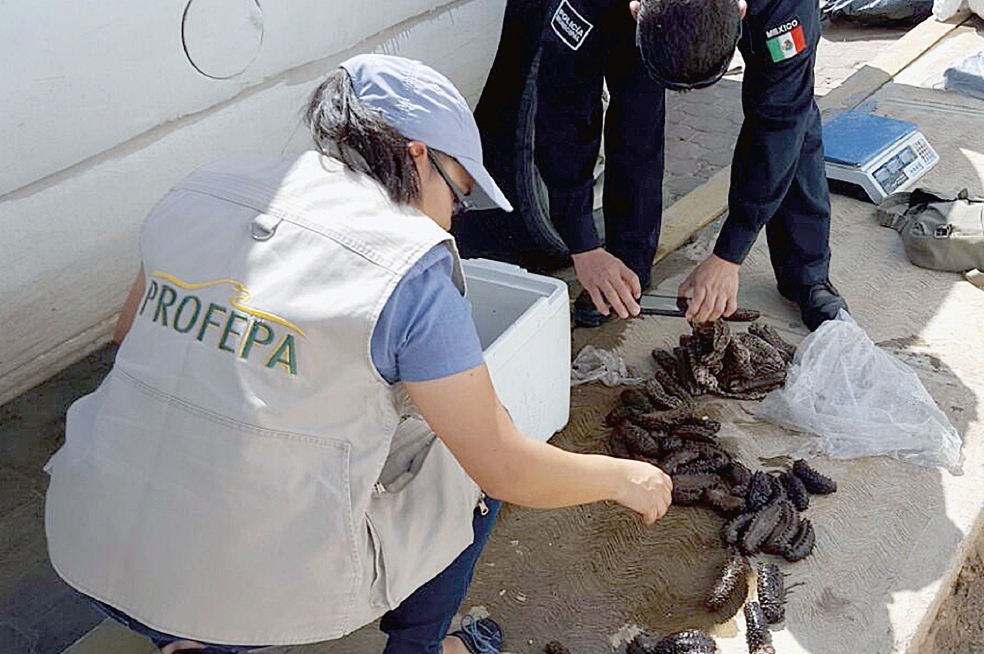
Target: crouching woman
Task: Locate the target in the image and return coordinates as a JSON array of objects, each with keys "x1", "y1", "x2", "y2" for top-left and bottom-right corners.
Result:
[{"x1": 44, "y1": 54, "x2": 673, "y2": 654}]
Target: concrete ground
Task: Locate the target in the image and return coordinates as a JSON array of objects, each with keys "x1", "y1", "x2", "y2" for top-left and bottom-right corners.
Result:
[{"x1": 2, "y1": 15, "x2": 982, "y2": 654}]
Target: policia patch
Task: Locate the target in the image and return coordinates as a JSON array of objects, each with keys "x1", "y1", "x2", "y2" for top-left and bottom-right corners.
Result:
[
  {"x1": 764, "y1": 18, "x2": 806, "y2": 62},
  {"x1": 551, "y1": 0, "x2": 594, "y2": 50}
]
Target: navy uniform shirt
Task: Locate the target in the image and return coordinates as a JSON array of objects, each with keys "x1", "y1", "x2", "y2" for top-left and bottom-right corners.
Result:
[
  {"x1": 715, "y1": 0, "x2": 830, "y2": 276},
  {"x1": 534, "y1": 0, "x2": 830, "y2": 288}
]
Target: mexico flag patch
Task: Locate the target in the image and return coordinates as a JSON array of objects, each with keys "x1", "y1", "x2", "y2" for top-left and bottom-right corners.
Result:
[{"x1": 765, "y1": 19, "x2": 806, "y2": 62}]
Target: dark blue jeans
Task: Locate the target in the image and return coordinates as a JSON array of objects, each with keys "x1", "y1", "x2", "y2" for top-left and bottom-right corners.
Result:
[
  {"x1": 93, "y1": 498, "x2": 502, "y2": 654},
  {"x1": 380, "y1": 498, "x2": 502, "y2": 654}
]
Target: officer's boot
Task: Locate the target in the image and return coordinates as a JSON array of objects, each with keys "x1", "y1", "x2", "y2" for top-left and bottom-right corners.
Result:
[
  {"x1": 780, "y1": 281, "x2": 848, "y2": 331},
  {"x1": 572, "y1": 290, "x2": 615, "y2": 328}
]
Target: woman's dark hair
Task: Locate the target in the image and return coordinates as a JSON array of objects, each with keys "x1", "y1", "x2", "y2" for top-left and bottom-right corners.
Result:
[
  {"x1": 636, "y1": 0, "x2": 741, "y2": 90},
  {"x1": 304, "y1": 68, "x2": 421, "y2": 204}
]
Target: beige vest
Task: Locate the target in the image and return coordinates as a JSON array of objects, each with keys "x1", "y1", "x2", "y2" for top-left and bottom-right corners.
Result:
[{"x1": 44, "y1": 152, "x2": 482, "y2": 646}]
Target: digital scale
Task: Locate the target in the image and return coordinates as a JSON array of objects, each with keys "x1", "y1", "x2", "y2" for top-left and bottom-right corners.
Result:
[{"x1": 823, "y1": 110, "x2": 939, "y2": 203}]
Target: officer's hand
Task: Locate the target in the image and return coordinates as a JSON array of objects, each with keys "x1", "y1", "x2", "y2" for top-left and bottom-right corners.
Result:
[
  {"x1": 571, "y1": 248, "x2": 642, "y2": 319},
  {"x1": 612, "y1": 458, "x2": 673, "y2": 524},
  {"x1": 679, "y1": 254, "x2": 741, "y2": 323}
]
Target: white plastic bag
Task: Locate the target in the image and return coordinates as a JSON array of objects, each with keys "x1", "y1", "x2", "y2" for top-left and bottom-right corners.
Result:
[
  {"x1": 571, "y1": 345, "x2": 645, "y2": 387},
  {"x1": 754, "y1": 311, "x2": 961, "y2": 470},
  {"x1": 933, "y1": 0, "x2": 967, "y2": 21},
  {"x1": 945, "y1": 49, "x2": 984, "y2": 100}
]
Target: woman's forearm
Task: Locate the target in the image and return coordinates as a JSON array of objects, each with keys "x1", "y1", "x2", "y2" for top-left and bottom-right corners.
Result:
[
  {"x1": 479, "y1": 402, "x2": 628, "y2": 508},
  {"x1": 404, "y1": 365, "x2": 672, "y2": 523}
]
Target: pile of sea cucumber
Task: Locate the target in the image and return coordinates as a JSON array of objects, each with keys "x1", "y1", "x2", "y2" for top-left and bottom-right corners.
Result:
[{"x1": 585, "y1": 319, "x2": 841, "y2": 654}]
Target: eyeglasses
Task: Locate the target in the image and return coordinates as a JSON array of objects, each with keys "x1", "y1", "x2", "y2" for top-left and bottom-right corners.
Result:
[
  {"x1": 636, "y1": 19, "x2": 742, "y2": 91},
  {"x1": 428, "y1": 153, "x2": 475, "y2": 216}
]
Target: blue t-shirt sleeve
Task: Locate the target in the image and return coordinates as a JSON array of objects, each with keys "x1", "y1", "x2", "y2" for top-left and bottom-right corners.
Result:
[{"x1": 371, "y1": 245, "x2": 485, "y2": 385}]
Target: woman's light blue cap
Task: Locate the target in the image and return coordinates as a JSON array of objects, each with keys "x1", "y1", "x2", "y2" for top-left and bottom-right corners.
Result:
[{"x1": 340, "y1": 53, "x2": 513, "y2": 212}]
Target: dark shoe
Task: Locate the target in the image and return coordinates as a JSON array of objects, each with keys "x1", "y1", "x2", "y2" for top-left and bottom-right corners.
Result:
[
  {"x1": 449, "y1": 615, "x2": 503, "y2": 654},
  {"x1": 794, "y1": 282, "x2": 849, "y2": 331},
  {"x1": 572, "y1": 290, "x2": 613, "y2": 328}
]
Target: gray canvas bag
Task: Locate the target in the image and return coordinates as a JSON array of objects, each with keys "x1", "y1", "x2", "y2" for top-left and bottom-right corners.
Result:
[{"x1": 878, "y1": 188, "x2": 984, "y2": 273}]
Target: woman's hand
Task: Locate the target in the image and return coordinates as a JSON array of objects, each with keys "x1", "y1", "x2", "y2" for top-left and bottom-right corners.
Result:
[{"x1": 612, "y1": 458, "x2": 674, "y2": 524}]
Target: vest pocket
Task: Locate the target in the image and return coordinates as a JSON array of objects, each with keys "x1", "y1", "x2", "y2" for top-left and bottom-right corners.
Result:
[
  {"x1": 45, "y1": 370, "x2": 361, "y2": 643},
  {"x1": 364, "y1": 435, "x2": 480, "y2": 610}
]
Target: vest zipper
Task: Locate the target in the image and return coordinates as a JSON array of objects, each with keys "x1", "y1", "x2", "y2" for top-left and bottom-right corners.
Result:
[
  {"x1": 477, "y1": 493, "x2": 489, "y2": 516},
  {"x1": 373, "y1": 481, "x2": 386, "y2": 496}
]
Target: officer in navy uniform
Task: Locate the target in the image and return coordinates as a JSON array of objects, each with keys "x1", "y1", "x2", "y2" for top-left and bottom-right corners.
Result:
[{"x1": 535, "y1": 0, "x2": 848, "y2": 329}]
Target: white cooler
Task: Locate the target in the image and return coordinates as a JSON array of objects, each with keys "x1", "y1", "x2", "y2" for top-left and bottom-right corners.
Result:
[{"x1": 462, "y1": 259, "x2": 571, "y2": 443}]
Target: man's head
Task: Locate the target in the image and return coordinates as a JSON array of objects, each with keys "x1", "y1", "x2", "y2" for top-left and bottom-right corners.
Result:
[
  {"x1": 634, "y1": 0, "x2": 741, "y2": 90},
  {"x1": 304, "y1": 54, "x2": 511, "y2": 227}
]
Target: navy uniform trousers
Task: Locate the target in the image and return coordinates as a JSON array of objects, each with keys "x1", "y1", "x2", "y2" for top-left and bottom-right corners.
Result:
[{"x1": 535, "y1": 0, "x2": 832, "y2": 294}]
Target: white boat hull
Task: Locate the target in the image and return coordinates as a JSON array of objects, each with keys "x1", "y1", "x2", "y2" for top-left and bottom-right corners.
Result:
[{"x1": 0, "y1": 0, "x2": 507, "y2": 405}]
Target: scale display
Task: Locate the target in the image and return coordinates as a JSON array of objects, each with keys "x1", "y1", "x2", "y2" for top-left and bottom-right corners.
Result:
[{"x1": 822, "y1": 111, "x2": 939, "y2": 203}]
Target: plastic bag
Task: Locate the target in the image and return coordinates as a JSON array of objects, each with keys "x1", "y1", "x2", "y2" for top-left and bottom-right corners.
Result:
[
  {"x1": 933, "y1": 0, "x2": 967, "y2": 20},
  {"x1": 945, "y1": 50, "x2": 984, "y2": 101},
  {"x1": 821, "y1": 0, "x2": 932, "y2": 25},
  {"x1": 754, "y1": 311, "x2": 961, "y2": 470},
  {"x1": 571, "y1": 345, "x2": 646, "y2": 387}
]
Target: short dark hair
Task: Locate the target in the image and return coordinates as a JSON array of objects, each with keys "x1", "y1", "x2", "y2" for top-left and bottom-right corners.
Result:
[
  {"x1": 636, "y1": 0, "x2": 741, "y2": 90},
  {"x1": 304, "y1": 68, "x2": 421, "y2": 204}
]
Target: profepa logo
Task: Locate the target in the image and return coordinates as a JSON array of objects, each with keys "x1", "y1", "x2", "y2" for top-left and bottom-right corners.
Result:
[
  {"x1": 138, "y1": 271, "x2": 303, "y2": 375},
  {"x1": 551, "y1": 0, "x2": 594, "y2": 51}
]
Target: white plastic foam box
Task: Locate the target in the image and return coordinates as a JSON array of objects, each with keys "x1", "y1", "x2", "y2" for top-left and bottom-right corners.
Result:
[{"x1": 462, "y1": 258, "x2": 571, "y2": 442}]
